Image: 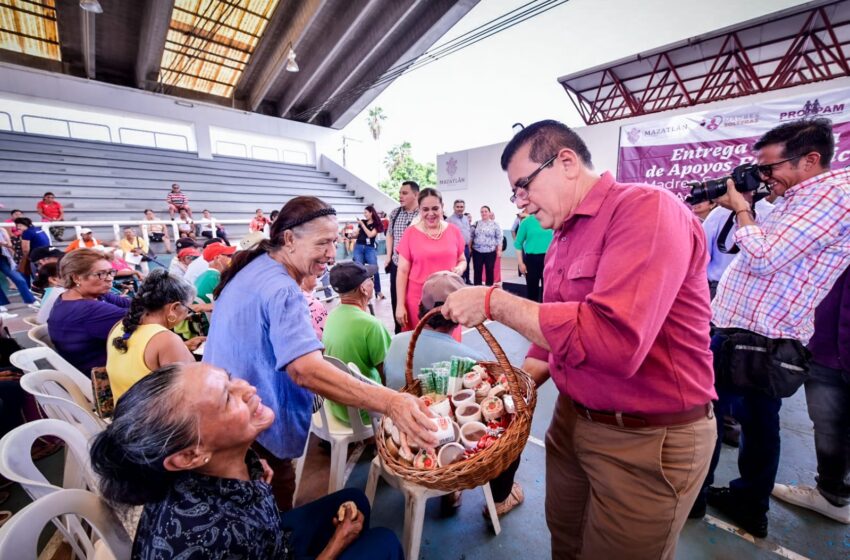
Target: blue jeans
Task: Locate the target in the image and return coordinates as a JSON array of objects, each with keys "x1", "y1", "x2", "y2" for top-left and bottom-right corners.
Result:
[
  {"x1": 352, "y1": 243, "x2": 381, "y2": 294},
  {"x1": 700, "y1": 333, "x2": 782, "y2": 515},
  {"x1": 0, "y1": 255, "x2": 36, "y2": 305},
  {"x1": 280, "y1": 488, "x2": 402, "y2": 559},
  {"x1": 805, "y1": 361, "x2": 850, "y2": 506}
]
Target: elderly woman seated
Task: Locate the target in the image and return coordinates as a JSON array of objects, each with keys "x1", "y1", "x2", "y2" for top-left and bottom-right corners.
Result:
[
  {"x1": 106, "y1": 269, "x2": 205, "y2": 401},
  {"x1": 48, "y1": 248, "x2": 131, "y2": 375},
  {"x1": 90, "y1": 362, "x2": 403, "y2": 560}
]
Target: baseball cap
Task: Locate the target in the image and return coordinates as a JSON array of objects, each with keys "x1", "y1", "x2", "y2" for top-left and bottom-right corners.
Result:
[
  {"x1": 329, "y1": 262, "x2": 377, "y2": 293},
  {"x1": 178, "y1": 247, "x2": 201, "y2": 260},
  {"x1": 175, "y1": 237, "x2": 197, "y2": 251},
  {"x1": 420, "y1": 271, "x2": 466, "y2": 310},
  {"x1": 31, "y1": 246, "x2": 64, "y2": 263},
  {"x1": 238, "y1": 231, "x2": 265, "y2": 251},
  {"x1": 79, "y1": 228, "x2": 93, "y2": 234},
  {"x1": 203, "y1": 243, "x2": 236, "y2": 262}
]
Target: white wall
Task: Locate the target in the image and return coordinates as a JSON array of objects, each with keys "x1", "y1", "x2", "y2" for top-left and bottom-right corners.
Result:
[
  {"x1": 443, "y1": 76, "x2": 850, "y2": 220},
  {"x1": 0, "y1": 63, "x2": 340, "y2": 162}
]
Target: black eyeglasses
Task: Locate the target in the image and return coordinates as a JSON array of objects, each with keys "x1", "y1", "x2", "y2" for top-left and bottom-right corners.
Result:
[
  {"x1": 511, "y1": 154, "x2": 558, "y2": 203},
  {"x1": 756, "y1": 156, "x2": 801, "y2": 179},
  {"x1": 88, "y1": 270, "x2": 117, "y2": 280}
]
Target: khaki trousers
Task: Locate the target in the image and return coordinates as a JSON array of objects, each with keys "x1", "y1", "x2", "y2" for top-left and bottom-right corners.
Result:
[{"x1": 545, "y1": 396, "x2": 716, "y2": 559}]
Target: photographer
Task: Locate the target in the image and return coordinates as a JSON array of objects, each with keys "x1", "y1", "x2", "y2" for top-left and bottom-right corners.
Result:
[{"x1": 693, "y1": 118, "x2": 850, "y2": 537}]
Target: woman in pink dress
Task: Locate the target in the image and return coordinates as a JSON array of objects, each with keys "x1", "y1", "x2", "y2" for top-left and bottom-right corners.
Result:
[{"x1": 395, "y1": 188, "x2": 466, "y2": 331}]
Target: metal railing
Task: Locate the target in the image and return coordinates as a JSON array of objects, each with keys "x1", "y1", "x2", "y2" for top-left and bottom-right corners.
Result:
[
  {"x1": 118, "y1": 127, "x2": 190, "y2": 151},
  {"x1": 0, "y1": 218, "x2": 255, "y2": 245},
  {"x1": 0, "y1": 111, "x2": 12, "y2": 131},
  {"x1": 215, "y1": 140, "x2": 309, "y2": 165},
  {"x1": 22, "y1": 114, "x2": 113, "y2": 143}
]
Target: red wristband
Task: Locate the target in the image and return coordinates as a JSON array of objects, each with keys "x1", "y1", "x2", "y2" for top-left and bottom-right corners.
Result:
[{"x1": 484, "y1": 286, "x2": 498, "y2": 321}]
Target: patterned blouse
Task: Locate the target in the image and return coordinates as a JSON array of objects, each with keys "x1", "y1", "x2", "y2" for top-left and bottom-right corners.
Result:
[
  {"x1": 471, "y1": 219, "x2": 503, "y2": 253},
  {"x1": 132, "y1": 451, "x2": 292, "y2": 560}
]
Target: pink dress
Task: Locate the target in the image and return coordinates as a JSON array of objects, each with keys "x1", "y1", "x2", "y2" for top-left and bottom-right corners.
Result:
[{"x1": 397, "y1": 223, "x2": 465, "y2": 331}]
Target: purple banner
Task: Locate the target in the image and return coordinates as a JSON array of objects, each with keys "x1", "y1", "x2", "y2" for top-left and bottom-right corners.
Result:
[{"x1": 617, "y1": 88, "x2": 850, "y2": 199}]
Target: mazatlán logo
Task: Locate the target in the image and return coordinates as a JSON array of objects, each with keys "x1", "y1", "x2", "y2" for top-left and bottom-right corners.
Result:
[
  {"x1": 446, "y1": 157, "x2": 458, "y2": 177},
  {"x1": 626, "y1": 128, "x2": 641, "y2": 144}
]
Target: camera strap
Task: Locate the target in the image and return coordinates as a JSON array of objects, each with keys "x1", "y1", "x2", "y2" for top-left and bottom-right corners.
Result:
[
  {"x1": 717, "y1": 213, "x2": 739, "y2": 254},
  {"x1": 716, "y1": 204, "x2": 759, "y2": 255}
]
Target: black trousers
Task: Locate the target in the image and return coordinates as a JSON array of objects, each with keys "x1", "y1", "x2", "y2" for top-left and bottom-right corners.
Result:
[
  {"x1": 387, "y1": 261, "x2": 402, "y2": 334},
  {"x1": 524, "y1": 252, "x2": 545, "y2": 302},
  {"x1": 472, "y1": 249, "x2": 497, "y2": 286},
  {"x1": 490, "y1": 457, "x2": 522, "y2": 502}
]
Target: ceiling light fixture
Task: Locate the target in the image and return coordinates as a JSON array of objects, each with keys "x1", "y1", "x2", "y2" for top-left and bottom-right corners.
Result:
[
  {"x1": 79, "y1": 0, "x2": 103, "y2": 14},
  {"x1": 285, "y1": 44, "x2": 299, "y2": 73}
]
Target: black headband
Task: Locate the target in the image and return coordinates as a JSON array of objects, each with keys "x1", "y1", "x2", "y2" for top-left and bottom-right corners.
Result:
[{"x1": 278, "y1": 207, "x2": 337, "y2": 231}]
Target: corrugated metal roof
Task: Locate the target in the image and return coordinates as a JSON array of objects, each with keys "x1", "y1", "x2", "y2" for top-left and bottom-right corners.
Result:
[
  {"x1": 0, "y1": 0, "x2": 61, "y2": 61},
  {"x1": 159, "y1": 0, "x2": 279, "y2": 98}
]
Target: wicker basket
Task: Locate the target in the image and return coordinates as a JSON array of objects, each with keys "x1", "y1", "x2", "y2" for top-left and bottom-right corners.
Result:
[{"x1": 376, "y1": 308, "x2": 537, "y2": 491}]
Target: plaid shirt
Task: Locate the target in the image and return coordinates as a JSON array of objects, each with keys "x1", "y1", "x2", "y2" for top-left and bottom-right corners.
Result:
[
  {"x1": 389, "y1": 206, "x2": 418, "y2": 264},
  {"x1": 712, "y1": 168, "x2": 850, "y2": 344}
]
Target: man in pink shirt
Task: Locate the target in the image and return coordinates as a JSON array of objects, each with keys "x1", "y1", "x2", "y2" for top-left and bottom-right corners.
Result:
[{"x1": 442, "y1": 120, "x2": 717, "y2": 559}]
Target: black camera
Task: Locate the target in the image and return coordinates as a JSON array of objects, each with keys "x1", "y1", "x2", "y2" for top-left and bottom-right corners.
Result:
[{"x1": 686, "y1": 164, "x2": 764, "y2": 205}]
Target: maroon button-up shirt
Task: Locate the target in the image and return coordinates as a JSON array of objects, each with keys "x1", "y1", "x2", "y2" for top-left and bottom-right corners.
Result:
[{"x1": 527, "y1": 172, "x2": 716, "y2": 414}]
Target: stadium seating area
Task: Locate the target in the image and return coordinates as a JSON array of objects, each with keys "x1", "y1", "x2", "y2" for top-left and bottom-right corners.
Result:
[{"x1": 0, "y1": 130, "x2": 367, "y2": 242}]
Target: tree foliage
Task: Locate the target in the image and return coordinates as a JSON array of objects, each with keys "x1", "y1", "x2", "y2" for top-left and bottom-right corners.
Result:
[
  {"x1": 377, "y1": 141, "x2": 436, "y2": 200},
  {"x1": 366, "y1": 107, "x2": 386, "y2": 141}
]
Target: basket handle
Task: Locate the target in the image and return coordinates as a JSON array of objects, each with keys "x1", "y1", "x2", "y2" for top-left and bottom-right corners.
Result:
[{"x1": 404, "y1": 306, "x2": 528, "y2": 415}]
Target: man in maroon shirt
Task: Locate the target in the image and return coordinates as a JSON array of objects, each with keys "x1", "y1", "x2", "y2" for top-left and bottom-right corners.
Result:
[{"x1": 442, "y1": 120, "x2": 717, "y2": 559}]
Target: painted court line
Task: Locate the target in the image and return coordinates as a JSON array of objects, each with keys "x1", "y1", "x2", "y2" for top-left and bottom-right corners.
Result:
[
  {"x1": 528, "y1": 435, "x2": 545, "y2": 448},
  {"x1": 703, "y1": 514, "x2": 811, "y2": 560}
]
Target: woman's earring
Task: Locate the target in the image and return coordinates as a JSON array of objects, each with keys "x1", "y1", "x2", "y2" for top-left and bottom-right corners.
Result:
[
  {"x1": 167, "y1": 315, "x2": 177, "y2": 325},
  {"x1": 203, "y1": 456, "x2": 210, "y2": 464}
]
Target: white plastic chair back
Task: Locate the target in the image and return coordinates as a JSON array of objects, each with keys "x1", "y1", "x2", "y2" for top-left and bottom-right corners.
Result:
[
  {"x1": 10, "y1": 346, "x2": 93, "y2": 397},
  {"x1": 293, "y1": 356, "x2": 375, "y2": 496},
  {"x1": 0, "y1": 489, "x2": 131, "y2": 560},
  {"x1": 27, "y1": 324, "x2": 54, "y2": 349},
  {"x1": 20, "y1": 370, "x2": 106, "y2": 438},
  {"x1": 318, "y1": 357, "x2": 373, "y2": 440},
  {"x1": 0, "y1": 419, "x2": 99, "y2": 559}
]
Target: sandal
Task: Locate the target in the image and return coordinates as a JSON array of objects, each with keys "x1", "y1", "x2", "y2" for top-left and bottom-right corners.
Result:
[{"x1": 484, "y1": 482, "x2": 524, "y2": 519}]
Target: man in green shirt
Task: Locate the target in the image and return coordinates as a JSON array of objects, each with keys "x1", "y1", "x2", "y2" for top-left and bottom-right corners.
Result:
[
  {"x1": 194, "y1": 243, "x2": 235, "y2": 303},
  {"x1": 323, "y1": 262, "x2": 392, "y2": 424},
  {"x1": 514, "y1": 213, "x2": 553, "y2": 302}
]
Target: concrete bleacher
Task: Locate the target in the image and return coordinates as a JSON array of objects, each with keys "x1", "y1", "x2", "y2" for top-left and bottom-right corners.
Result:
[{"x1": 0, "y1": 130, "x2": 367, "y2": 241}]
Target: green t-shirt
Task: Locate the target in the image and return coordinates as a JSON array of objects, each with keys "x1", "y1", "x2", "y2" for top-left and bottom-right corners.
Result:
[
  {"x1": 514, "y1": 214, "x2": 554, "y2": 255},
  {"x1": 322, "y1": 304, "x2": 391, "y2": 425},
  {"x1": 194, "y1": 269, "x2": 221, "y2": 304}
]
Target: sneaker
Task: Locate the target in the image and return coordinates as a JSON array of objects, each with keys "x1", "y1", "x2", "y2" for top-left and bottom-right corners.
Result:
[
  {"x1": 0, "y1": 306, "x2": 7, "y2": 313},
  {"x1": 707, "y1": 486, "x2": 768, "y2": 538},
  {"x1": 484, "y1": 482, "x2": 525, "y2": 519},
  {"x1": 0, "y1": 313, "x2": 18, "y2": 320},
  {"x1": 772, "y1": 484, "x2": 850, "y2": 524}
]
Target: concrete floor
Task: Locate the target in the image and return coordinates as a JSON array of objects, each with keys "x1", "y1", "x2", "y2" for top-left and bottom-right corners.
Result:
[{"x1": 3, "y1": 259, "x2": 849, "y2": 559}]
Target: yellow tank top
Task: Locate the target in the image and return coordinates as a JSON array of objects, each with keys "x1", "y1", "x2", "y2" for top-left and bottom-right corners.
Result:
[{"x1": 106, "y1": 323, "x2": 168, "y2": 401}]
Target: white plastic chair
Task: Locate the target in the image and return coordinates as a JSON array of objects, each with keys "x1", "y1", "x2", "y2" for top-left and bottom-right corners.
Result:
[
  {"x1": 0, "y1": 419, "x2": 99, "y2": 559},
  {"x1": 349, "y1": 362, "x2": 502, "y2": 560},
  {"x1": 0, "y1": 489, "x2": 131, "y2": 560},
  {"x1": 294, "y1": 357, "x2": 375, "y2": 495},
  {"x1": 20, "y1": 370, "x2": 106, "y2": 438},
  {"x1": 10, "y1": 346, "x2": 93, "y2": 398},
  {"x1": 27, "y1": 323, "x2": 54, "y2": 349}
]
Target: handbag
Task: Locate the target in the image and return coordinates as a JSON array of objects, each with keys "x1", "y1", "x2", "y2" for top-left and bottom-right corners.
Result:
[{"x1": 715, "y1": 328, "x2": 811, "y2": 398}]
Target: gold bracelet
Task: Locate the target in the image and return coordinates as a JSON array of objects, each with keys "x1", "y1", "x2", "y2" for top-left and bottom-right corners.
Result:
[{"x1": 735, "y1": 209, "x2": 753, "y2": 219}]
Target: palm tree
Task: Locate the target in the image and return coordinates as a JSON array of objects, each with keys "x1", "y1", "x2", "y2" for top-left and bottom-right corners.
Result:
[{"x1": 367, "y1": 107, "x2": 387, "y2": 141}]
